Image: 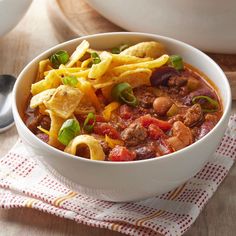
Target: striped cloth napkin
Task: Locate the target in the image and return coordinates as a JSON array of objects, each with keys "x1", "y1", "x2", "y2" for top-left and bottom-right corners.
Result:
[{"x1": 0, "y1": 115, "x2": 235, "y2": 236}]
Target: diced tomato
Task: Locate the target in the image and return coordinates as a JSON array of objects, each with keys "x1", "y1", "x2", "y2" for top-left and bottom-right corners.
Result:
[
  {"x1": 95, "y1": 115, "x2": 106, "y2": 123},
  {"x1": 158, "y1": 138, "x2": 174, "y2": 155},
  {"x1": 138, "y1": 115, "x2": 172, "y2": 131},
  {"x1": 109, "y1": 146, "x2": 136, "y2": 161},
  {"x1": 148, "y1": 124, "x2": 165, "y2": 139},
  {"x1": 119, "y1": 104, "x2": 133, "y2": 119},
  {"x1": 94, "y1": 122, "x2": 120, "y2": 139}
]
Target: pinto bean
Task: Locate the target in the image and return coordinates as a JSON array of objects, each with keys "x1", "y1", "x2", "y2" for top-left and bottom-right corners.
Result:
[{"x1": 153, "y1": 97, "x2": 173, "y2": 116}]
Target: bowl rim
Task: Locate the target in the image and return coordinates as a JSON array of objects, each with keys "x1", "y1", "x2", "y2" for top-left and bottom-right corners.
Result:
[{"x1": 12, "y1": 31, "x2": 232, "y2": 166}]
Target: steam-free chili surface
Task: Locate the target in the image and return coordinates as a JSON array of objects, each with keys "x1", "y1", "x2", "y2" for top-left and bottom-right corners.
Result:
[{"x1": 24, "y1": 42, "x2": 222, "y2": 162}]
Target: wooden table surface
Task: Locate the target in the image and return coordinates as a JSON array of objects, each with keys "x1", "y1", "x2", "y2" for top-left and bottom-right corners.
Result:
[{"x1": 0, "y1": 0, "x2": 235, "y2": 235}]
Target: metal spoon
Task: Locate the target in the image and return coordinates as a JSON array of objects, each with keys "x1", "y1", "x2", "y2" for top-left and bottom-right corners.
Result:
[{"x1": 0, "y1": 74, "x2": 16, "y2": 133}]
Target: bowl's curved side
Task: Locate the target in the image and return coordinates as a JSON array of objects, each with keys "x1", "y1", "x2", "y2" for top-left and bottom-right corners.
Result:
[
  {"x1": 85, "y1": 0, "x2": 236, "y2": 53},
  {"x1": 0, "y1": 0, "x2": 32, "y2": 37},
  {"x1": 13, "y1": 32, "x2": 232, "y2": 202}
]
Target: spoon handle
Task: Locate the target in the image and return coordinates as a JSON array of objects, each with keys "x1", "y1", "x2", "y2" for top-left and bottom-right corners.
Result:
[{"x1": 225, "y1": 72, "x2": 236, "y2": 100}]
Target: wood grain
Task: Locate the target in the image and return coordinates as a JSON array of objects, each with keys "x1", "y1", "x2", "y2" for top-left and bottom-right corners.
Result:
[
  {"x1": 0, "y1": 0, "x2": 235, "y2": 236},
  {"x1": 48, "y1": 0, "x2": 236, "y2": 100},
  {"x1": 47, "y1": 0, "x2": 122, "y2": 42}
]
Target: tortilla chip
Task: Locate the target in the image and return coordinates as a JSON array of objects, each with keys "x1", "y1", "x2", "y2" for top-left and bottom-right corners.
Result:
[
  {"x1": 38, "y1": 104, "x2": 47, "y2": 115},
  {"x1": 117, "y1": 68, "x2": 152, "y2": 87},
  {"x1": 95, "y1": 68, "x2": 151, "y2": 99},
  {"x1": 111, "y1": 54, "x2": 151, "y2": 66},
  {"x1": 44, "y1": 85, "x2": 84, "y2": 119},
  {"x1": 30, "y1": 89, "x2": 56, "y2": 108},
  {"x1": 46, "y1": 110, "x2": 65, "y2": 148},
  {"x1": 93, "y1": 79, "x2": 115, "y2": 89},
  {"x1": 70, "y1": 69, "x2": 90, "y2": 78},
  {"x1": 36, "y1": 59, "x2": 52, "y2": 82},
  {"x1": 81, "y1": 58, "x2": 92, "y2": 68},
  {"x1": 103, "y1": 68, "x2": 151, "y2": 99},
  {"x1": 74, "y1": 96, "x2": 95, "y2": 115},
  {"x1": 65, "y1": 40, "x2": 89, "y2": 68},
  {"x1": 76, "y1": 77, "x2": 101, "y2": 111},
  {"x1": 110, "y1": 54, "x2": 169, "y2": 75},
  {"x1": 120, "y1": 41, "x2": 167, "y2": 58},
  {"x1": 31, "y1": 70, "x2": 62, "y2": 95},
  {"x1": 88, "y1": 51, "x2": 112, "y2": 79},
  {"x1": 87, "y1": 48, "x2": 102, "y2": 54}
]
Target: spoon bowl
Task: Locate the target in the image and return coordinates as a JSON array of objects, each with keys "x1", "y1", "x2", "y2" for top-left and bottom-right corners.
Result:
[{"x1": 0, "y1": 74, "x2": 16, "y2": 133}]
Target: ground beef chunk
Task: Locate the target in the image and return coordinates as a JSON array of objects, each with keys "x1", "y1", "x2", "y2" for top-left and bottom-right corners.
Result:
[
  {"x1": 160, "y1": 85, "x2": 188, "y2": 97},
  {"x1": 167, "y1": 136, "x2": 185, "y2": 151},
  {"x1": 191, "y1": 127, "x2": 199, "y2": 140},
  {"x1": 168, "y1": 76, "x2": 187, "y2": 87},
  {"x1": 134, "y1": 145, "x2": 156, "y2": 160},
  {"x1": 134, "y1": 86, "x2": 156, "y2": 108},
  {"x1": 100, "y1": 141, "x2": 111, "y2": 155},
  {"x1": 119, "y1": 104, "x2": 133, "y2": 119},
  {"x1": 168, "y1": 114, "x2": 184, "y2": 124},
  {"x1": 179, "y1": 86, "x2": 189, "y2": 96},
  {"x1": 183, "y1": 104, "x2": 203, "y2": 127},
  {"x1": 26, "y1": 113, "x2": 51, "y2": 133},
  {"x1": 162, "y1": 86, "x2": 178, "y2": 95},
  {"x1": 121, "y1": 122, "x2": 148, "y2": 146},
  {"x1": 25, "y1": 112, "x2": 41, "y2": 132},
  {"x1": 172, "y1": 121, "x2": 193, "y2": 146}
]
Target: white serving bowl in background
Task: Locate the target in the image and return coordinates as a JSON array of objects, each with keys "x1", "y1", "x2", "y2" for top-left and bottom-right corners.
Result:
[
  {"x1": 0, "y1": 0, "x2": 32, "y2": 37},
  {"x1": 12, "y1": 32, "x2": 231, "y2": 202},
  {"x1": 85, "y1": 0, "x2": 236, "y2": 53}
]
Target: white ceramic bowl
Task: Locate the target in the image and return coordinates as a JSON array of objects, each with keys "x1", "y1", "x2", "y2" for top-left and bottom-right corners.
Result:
[
  {"x1": 85, "y1": 0, "x2": 236, "y2": 53},
  {"x1": 0, "y1": 0, "x2": 32, "y2": 37},
  {"x1": 12, "y1": 32, "x2": 231, "y2": 202}
]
